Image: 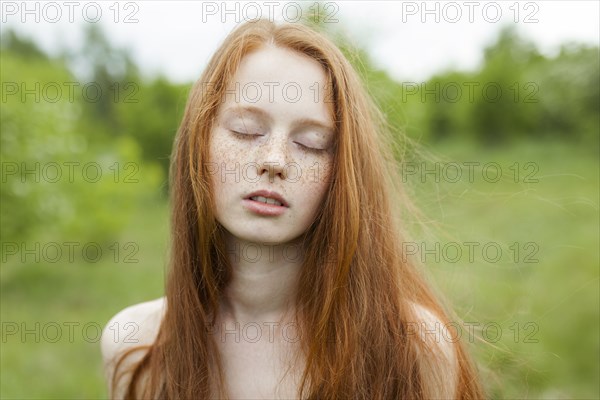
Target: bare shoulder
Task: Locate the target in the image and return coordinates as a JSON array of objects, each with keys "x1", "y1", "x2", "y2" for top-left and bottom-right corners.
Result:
[
  {"x1": 100, "y1": 297, "x2": 166, "y2": 396},
  {"x1": 101, "y1": 296, "x2": 166, "y2": 359},
  {"x1": 411, "y1": 303, "x2": 457, "y2": 360},
  {"x1": 410, "y1": 302, "x2": 459, "y2": 398}
]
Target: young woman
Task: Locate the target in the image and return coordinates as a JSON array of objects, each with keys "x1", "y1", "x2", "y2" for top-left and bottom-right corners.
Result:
[{"x1": 101, "y1": 19, "x2": 484, "y2": 399}]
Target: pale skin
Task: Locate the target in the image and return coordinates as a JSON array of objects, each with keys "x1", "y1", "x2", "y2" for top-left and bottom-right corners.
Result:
[
  {"x1": 206, "y1": 45, "x2": 335, "y2": 398},
  {"x1": 101, "y1": 46, "x2": 458, "y2": 399}
]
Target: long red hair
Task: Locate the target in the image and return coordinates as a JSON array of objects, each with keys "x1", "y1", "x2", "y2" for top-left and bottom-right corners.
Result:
[{"x1": 111, "y1": 19, "x2": 484, "y2": 399}]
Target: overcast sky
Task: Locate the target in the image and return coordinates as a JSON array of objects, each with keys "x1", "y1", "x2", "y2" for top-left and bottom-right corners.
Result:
[{"x1": 2, "y1": 1, "x2": 598, "y2": 83}]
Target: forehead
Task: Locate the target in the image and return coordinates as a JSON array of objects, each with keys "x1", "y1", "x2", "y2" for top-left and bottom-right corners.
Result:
[{"x1": 222, "y1": 45, "x2": 333, "y2": 125}]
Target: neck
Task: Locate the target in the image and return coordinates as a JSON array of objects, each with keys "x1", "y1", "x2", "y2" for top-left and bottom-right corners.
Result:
[{"x1": 219, "y1": 234, "x2": 304, "y2": 325}]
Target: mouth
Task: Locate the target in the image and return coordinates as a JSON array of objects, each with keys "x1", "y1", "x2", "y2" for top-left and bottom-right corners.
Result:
[
  {"x1": 244, "y1": 190, "x2": 289, "y2": 208},
  {"x1": 248, "y1": 195, "x2": 284, "y2": 207},
  {"x1": 243, "y1": 190, "x2": 289, "y2": 216}
]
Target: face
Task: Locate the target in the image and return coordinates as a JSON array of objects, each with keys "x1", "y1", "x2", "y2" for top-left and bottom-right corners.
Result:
[{"x1": 208, "y1": 45, "x2": 335, "y2": 246}]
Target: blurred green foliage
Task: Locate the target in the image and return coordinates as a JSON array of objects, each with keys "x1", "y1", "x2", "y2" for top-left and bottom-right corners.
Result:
[
  {"x1": 0, "y1": 28, "x2": 186, "y2": 251},
  {"x1": 1, "y1": 34, "x2": 161, "y2": 253},
  {"x1": 0, "y1": 20, "x2": 598, "y2": 399},
  {"x1": 346, "y1": 26, "x2": 600, "y2": 147}
]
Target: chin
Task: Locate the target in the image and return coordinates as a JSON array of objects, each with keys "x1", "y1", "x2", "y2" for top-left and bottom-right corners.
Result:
[
  {"x1": 229, "y1": 227, "x2": 302, "y2": 246},
  {"x1": 240, "y1": 233, "x2": 296, "y2": 246}
]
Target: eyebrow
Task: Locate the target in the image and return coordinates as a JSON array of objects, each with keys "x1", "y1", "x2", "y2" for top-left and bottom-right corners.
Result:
[{"x1": 223, "y1": 105, "x2": 335, "y2": 135}]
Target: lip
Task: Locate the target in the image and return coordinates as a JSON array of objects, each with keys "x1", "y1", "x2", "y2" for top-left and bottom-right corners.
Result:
[
  {"x1": 243, "y1": 190, "x2": 289, "y2": 216},
  {"x1": 244, "y1": 190, "x2": 289, "y2": 207}
]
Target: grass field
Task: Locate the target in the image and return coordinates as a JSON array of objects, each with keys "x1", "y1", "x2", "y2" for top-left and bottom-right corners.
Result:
[
  {"x1": 1, "y1": 140, "x2": 598, "y2": 399},
  {"x1": 410, "y1": 139, "x2": 599, "y2": 399}
]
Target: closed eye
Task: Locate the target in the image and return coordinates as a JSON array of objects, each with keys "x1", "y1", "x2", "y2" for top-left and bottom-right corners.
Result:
[
  {"x1": 293, "y1": 141, "x2": 326, "y2": 153},
  {"x1": 230, "y1": 130, "x2": 262, "y2": 138}
]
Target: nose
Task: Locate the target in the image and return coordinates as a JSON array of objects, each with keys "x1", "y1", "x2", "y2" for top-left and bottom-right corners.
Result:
[{"x1": 257, "y1": 131, "x2": 289, "y2": 182}]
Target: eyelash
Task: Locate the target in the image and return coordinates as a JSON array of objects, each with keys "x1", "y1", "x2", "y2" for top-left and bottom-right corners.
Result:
[
  {"x1": 230, "y1": 130, "x2": 326, "y2": 154},
  {"x1": 230, "y1": 130, "x2": 257, "y2": 139},
  {"x1": 294, "y1": 142, "x2": 326, "y2": 154}
]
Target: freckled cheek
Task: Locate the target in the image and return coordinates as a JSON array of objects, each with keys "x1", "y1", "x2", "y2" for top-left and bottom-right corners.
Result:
[
  {"x1": 208, "y1": 138, "x2": 242, "y2": 206},
  {"x1": 211, "y1": 136, "x2": 245, "y2": 163},
  {"x1": 294, "y1": 160, "x2": 332, "y2": 201},
  {"x1": 289, "y1": 163, "x2": 331, "y2": 222},
  {"x1": 209, "y1": 137, "x2": 249, "y2": 184}
]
